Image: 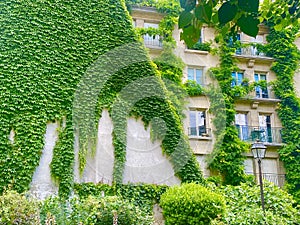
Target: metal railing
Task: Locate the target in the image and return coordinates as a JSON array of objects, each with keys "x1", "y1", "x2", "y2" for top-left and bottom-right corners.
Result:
[
  {"x1": 188, "y1": 126, "x2": 212, "y2": 138},
  {"x1": 143, "y1": 35, "x2": 163, "y2": 48},
  {"x1": 247, "y1": 172, "x2": 286, "y2": 187},
  {"x1": 235, "y1": 45, "x2": 266, "y2": 57},
  {"x1": 248, "y1": 87, "x2": 278, "y2": 99},
  {"x1": 236, "y1": 125, "x2": 284, "y2": 144}
]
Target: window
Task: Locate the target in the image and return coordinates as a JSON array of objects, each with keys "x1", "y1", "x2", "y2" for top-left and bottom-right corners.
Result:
[
  {"x1": 188, "y1": 110, "x2": 208, "y2": 137},
  {"x1": 187, "y1": 67, "x2": 204, "y2": 85},
  {"x1": 254, "y1": 73, "x2": 268, "y2": 98},
  {"x1": 143, "y1": 22, "x2": 162, "y2": 47},
  {"x1": 233, "y1": 34, "x2": 242, "y2": 54},
  {"x1": 231, "y1": 72, "x2": 244, "y2": 86},
  {"x1": 251, "y1": 114, "x2": 272, "y2": 142},
  {"x1": 258, "y1": 114, "x2": 272, "y2": 142},
  {"x1": 235, "y1": 113, "x2": 248, "y2": 141}
]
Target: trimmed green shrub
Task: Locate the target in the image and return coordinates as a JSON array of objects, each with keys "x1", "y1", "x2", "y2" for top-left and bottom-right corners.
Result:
[
  {"x1": 0, "y1": 190, "x2": 40, "y2": 224},
  {"x1": 160, "y1": 183, "x2": 225, "y2": 225}
]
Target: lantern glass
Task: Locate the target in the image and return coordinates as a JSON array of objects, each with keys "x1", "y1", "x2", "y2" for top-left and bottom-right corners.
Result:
[{"x1": 251, "y1": 141, "x2": 266, "y2": 159}]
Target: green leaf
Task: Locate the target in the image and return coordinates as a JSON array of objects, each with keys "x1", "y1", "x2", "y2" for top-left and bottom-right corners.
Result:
[
  {"x1": 237, "y1": 15, "x2": 259, "y2": 37},
  {"x1": 238, "y1": 0, "x2": 259, "y2": 13},
  {"x1": 178, "y1": 11, "x2": 194, "y2": 28},
  {"x1": 180, "y1": 25, "x2": 201, "y2": 48},
  {"x1": 180, "y1": 0, "x2": 196, "y2": 12},
  {"x1": 195, "y1": 3, "x2": 212, "y2": 23},
  {"x1": 218, "y1": 1, "x2": 238, "y2": 25}
]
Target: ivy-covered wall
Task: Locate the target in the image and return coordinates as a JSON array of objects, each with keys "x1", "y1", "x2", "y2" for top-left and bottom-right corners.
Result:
[
  {"x1": 265, "y1": 25, "x2": 300, "y2": 202},
  {"x1": 0, "y1": 0, "x2": 204, "y2": 197},
  {"x1": 207, "y1": 36, "x2": 250, "y2": 185}
]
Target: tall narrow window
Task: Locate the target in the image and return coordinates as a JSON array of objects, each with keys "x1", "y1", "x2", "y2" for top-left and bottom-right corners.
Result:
[
  {"x1": 235, "y1": 113, "x2": 248, "y2": 141},
  {"x1": 258, "y1": 114, "x2": 272, "y2": 143},
  {"x1": 235, "y1": 34, "x2": 241, "y2": 54},
  {"x1": 189, "y1": 110, "x2": 207, "y2": 137},
  {"x1": 254, "y1": 73, "x2": 268, "y2": 98},
  {"x1": 231, "y1": 72, "x2": 244, "y2": 86},
  {"x1": 187, "y1": 67, "x2": 204, "y2": 85}
]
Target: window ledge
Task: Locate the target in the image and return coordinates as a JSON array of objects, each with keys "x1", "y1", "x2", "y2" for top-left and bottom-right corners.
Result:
[
  {"x1": 184, "y1": 49, "x2": 209, "y2": 55},
  {"x1": 238, "y1": 96, "x2": 281, "y2": 103},
  {"x1": 189, "y1": 135, "x2": 212, "y2": 140},
  {"x1": 233, "y1": 54, "x2": 274, "y2": 62}
]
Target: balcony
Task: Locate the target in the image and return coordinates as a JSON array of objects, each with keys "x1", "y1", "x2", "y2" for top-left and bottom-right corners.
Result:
[
  {"x1": 143, "y1": 35, "x2": 163, "y2": 48},
  {"x1": 234, "y1": 43, "x2": 273, "y2": 61},
  {"x1": 236, "y1": 125, "x2": 284, "y2": 144},
  {"x1": 247, "y1": 172, "x2": 286, "y2": 187},
  {"x1": 236, "y1": 45, "x2": 265, "y2": 57},
  {"x1": 188, "y1": 126, "x2": 212, "y2": 139}
]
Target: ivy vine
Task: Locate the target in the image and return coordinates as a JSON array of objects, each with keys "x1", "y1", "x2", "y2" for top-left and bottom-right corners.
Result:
[
  {"x1": 0, "y1": 0, "x2": 204, "y2": 197},
  {"x1": 265, "y1": 24, "x2": 300, "y2": 202},
  {"x1": 207, "y1": 36, "x2": 250, "y2": 185}
]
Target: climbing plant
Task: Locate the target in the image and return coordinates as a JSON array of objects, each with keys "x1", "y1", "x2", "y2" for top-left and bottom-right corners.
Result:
[
  {"x1": 207, "y1": 35, "x2": 251, "y2": 185},
  {"x1": 264, "y1": 23, "x2": 300, "y2": 202},
  {"x1": 0, "y1": 0, "x2": 204, "y2": 197}
]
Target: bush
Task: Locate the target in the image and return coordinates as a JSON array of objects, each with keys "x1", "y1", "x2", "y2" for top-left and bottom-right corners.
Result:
[
  {"x1": 184, "y1": 80, "x2": 204, "y2": 96},
  {"x1": 219, "y1": 182, "x2": 300, "y2": 224},
  {"x1": 40, "y1": 196, "x2": 72, "y2": 225},
  {"x1": 82, "y1": 196, "x2": 153, "y2": 225},
  {"x1": 159, "y1": 183, "x2": 225, "y2": 225},
  {"x1": 40, "y1": 195, "x2": 153, "y2": 225},
  {"x1": 0, "y1": 190, "x2": 40, "y2": 224},
  {"x1": 190, "y1": 42, "x2": 211, "y2": 52}
]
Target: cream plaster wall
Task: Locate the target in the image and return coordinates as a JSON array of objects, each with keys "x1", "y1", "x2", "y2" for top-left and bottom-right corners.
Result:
[{"x1": 130, "y1": 7, "x2": 288, "y2": 183}]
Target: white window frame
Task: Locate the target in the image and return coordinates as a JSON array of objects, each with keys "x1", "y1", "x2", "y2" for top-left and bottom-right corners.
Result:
[
  {"x1": 254, "y1": 72, "x2": 269, "y2": 98},
  {"x1": 188, "y1": 109, "x2": 209, "y2": 137},
  {"x1": 187, "y1": 67, "x2": 205, "y2": 86},
  {"x1": 231, "y1": 71, "x2": 244, "y2": 86},
  {"x1": 235, "y1": 112, "x2": 249, "y2": 141}
]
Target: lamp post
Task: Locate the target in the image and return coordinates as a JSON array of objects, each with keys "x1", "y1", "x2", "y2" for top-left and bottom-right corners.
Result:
[{"x1": 251, "y1": 140, "x2": 267, "y2": 212}]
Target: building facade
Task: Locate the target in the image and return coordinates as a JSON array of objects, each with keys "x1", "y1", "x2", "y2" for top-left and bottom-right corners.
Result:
[{"x1": 131, "y1": 6, "x2": 300, "y2": 187}]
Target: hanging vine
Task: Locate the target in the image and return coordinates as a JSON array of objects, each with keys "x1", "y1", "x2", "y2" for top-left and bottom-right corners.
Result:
[
  {"x1": 0, "y1": 0, "x2": 204, "y2": 197},
  {"x1": 265, "y1": 24, "x2": 300, "y2": 202},
  {"x1": 207, "y1": 35, "x2": 251, "y2": 185}
]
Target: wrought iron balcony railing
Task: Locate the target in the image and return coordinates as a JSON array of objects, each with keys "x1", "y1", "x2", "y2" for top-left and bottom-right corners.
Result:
[
  {"x1": 236, "y1": 125, "x2": 284, "y2": 144},
  {"x1": 235, "y1": 44, "x2": 266, "y2": 57},
  {"x1": 188, "y1": 126, "x2": 212, "y2": 138},
  {"x1": 143, "y1": 35, "x2": 163, "y2": 48},
  {"x1": 247, "y1": 172, "x2": 286, "y2": 187}
]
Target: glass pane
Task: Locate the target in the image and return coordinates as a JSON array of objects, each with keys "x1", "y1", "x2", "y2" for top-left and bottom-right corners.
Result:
[
  {"x1": 197, "y1": 111, "x2": 205, "y2": 126},
  {"x1": 188, "y1": 68, "x2": 194, "y2": 81},
  {"x1": 231, "y1": 72, "x2": 237, "y2": 86},
  {"x1": 195, "y1": 69, "x2": 203, "y2": 85},
  {"x1": 237, "y1": 72, "x2": 243, "y2": 85},
  {"x1": 189, "y1": 111, "x2": 196, "y2": 127},
  {"x1": 254, "y1": 74, "x2": 259, "y2": 82},
  {"x1": 144, "y1": 22, "x2": 159, "y2": 28},
  {"x1": 260, "y1": 74, "x2": 267, "y2": 81},
  {"x1": 259, "y1": 115, "x2": 267, "y2": 127},
  {"x1": 262, "y1": 88, "x2": 269, "y2": 98}
]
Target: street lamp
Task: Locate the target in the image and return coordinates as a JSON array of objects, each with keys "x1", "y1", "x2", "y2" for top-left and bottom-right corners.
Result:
[{"x1": 251, "y1": 140, "x2": 267, "y2": 212}]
